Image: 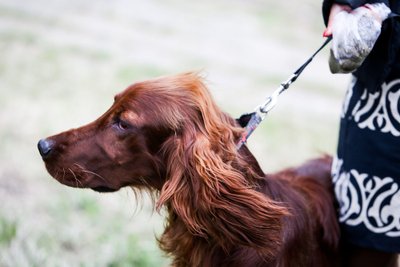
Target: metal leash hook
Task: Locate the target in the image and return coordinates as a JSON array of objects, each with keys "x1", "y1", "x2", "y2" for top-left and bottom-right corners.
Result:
[{"x1": 236, "y1": 37, "x2": 332, "y2": 150}]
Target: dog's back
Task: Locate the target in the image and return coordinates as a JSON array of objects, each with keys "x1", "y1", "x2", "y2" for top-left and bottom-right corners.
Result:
[{"x1": 264, "y1": 155, "x2": 340, "y2": 267}]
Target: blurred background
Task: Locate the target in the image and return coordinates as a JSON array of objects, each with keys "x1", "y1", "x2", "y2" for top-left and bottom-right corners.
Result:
[{"x1": 0, "y1": 0, "x2": 350, "y2": 266}]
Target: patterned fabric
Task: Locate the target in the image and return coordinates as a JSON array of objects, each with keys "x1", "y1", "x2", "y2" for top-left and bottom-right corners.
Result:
[
  {"x1": 333, "y1": 75, "x2": 400, "y2": 252},
  {"x1": 332, "y1": 157, "x2": 400, "y2": 237}
]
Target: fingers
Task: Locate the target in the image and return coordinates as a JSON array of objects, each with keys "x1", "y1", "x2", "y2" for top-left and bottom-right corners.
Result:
[{"x1": 323, "y1": 4, "x2": 352, "y2": 37}]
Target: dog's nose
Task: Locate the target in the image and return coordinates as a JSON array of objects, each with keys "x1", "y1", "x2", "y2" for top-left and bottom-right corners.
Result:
[{"x1": 37, "y1": 139, "x2": 54, "y2": 159}]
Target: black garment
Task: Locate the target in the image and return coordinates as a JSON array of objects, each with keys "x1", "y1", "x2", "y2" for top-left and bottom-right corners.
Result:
[
  {"x1": 332, "y1": 73, "x2": 400, "y2": 252},
  {"x1": 322, "y1": 0, "x2": 400, "y2": 252}
]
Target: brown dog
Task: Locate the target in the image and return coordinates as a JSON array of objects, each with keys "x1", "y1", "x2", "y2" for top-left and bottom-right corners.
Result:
[{"x1": 38, "y1": 73, "x2": 340, "y2": 266}]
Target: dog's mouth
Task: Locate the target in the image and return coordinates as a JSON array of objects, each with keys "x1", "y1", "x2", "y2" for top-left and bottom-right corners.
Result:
[
  {"x1": 45, "y1": 164, "x2": 118, "y2": 192},
  {"x1": 91, "y1": 186, "x2": 118, "y2": 193}
]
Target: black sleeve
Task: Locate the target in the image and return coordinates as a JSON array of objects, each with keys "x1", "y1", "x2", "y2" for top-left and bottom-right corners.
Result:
[
  {"x1": 354, "y1": 14, "x2": 400, "y2": 92},
  {"x1": 322, "y1": 0, "x2": 390, "y2": 25}
]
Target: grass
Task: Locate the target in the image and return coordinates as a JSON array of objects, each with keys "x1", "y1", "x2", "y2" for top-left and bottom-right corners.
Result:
[
  {"x1": 0, "y1": 217, "x2": 17, "y2": 246},
  {"x1": 0, "y1": 0, "x2": 346, "y2": 266}
]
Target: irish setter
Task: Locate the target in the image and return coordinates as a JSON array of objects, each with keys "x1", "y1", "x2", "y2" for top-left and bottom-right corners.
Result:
[{"x1": 38, "y1": 73, "x2": 340, "y2": 266}]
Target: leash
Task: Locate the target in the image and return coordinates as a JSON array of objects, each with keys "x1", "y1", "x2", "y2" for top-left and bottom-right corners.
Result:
[{"x1": 236, "y1": 37, "x2": 332, "y2": 150}]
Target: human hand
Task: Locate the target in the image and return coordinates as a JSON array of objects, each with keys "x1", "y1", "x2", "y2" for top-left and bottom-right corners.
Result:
[
  {"x1": 323, "y1": 4, "x2": 352, "y2": 37},
  {"x1": 325, "y1": 3, "x2": 391, "y2": 73},
  {"x1": 323, "y1": 3, "x2": 389, "y2": 37}
]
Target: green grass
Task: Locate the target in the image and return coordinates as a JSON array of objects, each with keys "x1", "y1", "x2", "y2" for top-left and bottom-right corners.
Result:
[{"x1": 0, "y1": 217, "x2": 17, "y2": 246}]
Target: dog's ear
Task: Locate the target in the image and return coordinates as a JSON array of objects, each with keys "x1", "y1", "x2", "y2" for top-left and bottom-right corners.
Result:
[{"x1": 157, "y1": 81, "x2": 288, "y2": 258}]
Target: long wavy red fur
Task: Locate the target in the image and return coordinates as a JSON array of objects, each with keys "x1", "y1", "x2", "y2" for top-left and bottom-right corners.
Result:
[
  {"x1": 141, "y1": 73, "x2": 340, "y2": 266},
  {"x1": 40, "y1": 73, "x2": 340, "y2": 266}
]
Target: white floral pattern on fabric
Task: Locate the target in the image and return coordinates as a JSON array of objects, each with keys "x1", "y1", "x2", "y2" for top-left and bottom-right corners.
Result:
[
  {"x1": 332, "y1": 157, "x2": 400, "y2": 237},
  {"x1": 351, "y1": 79, "x2": 400, "y2": 136}
]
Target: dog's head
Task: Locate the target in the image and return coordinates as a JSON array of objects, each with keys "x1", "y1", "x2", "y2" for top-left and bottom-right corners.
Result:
[{"x1": 38, "y1": 73, "x2": 244, "y2": 193}]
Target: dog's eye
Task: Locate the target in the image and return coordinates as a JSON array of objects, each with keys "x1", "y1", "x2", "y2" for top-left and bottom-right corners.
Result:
[
  {"x1": 114, "y1": 118, "x2": 131, "y2": 131},
  {"x1": 118, "y1": 120, "x2": 130, "y2": 130}
]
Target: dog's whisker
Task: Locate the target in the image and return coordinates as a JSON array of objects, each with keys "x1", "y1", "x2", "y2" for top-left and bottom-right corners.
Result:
[
  {"x1": 82, "y1": 169, "x2": 108, "y2": 183},
  {"x1": 59, "y1": 168, "x2": 67, "y2": 184},
  {"x1": 54, "y1": 169, "x2": 61, "y2": 181},
  {"x1": 73, "y1": 163, "x2": 108, "y2": 183},
  {"x1": 68, "y1": 168, "x2": 83, "y2": 188}
]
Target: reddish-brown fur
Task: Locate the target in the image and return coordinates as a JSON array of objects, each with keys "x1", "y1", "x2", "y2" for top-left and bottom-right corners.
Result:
[{"x1": 38, "y1": 73, "x2": 340, "y2": 266}]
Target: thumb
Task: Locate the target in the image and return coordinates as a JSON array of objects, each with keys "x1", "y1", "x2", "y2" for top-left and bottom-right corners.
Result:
[{"x1": 323, "y1": 4, "x2": 352, "y2": 37}]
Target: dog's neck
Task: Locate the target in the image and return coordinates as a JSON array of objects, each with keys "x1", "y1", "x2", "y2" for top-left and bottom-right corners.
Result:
[{"x1": 237, "y1": 145, "x2": 266, "y2": 177}]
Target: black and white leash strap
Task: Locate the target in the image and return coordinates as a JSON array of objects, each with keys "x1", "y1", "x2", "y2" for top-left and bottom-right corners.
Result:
[{"x1": 236, "y1": 37, "x2": 332, "y2": 150}]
